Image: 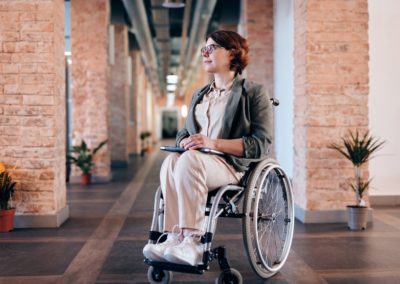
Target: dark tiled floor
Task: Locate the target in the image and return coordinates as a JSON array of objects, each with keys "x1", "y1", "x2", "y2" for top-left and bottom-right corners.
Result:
[
  {"x1": 1, "y1": 145, "x2": 400, "y2": 284},
  {"x1": 0, "y1": 242, "x2": 85, "y2": 276}
]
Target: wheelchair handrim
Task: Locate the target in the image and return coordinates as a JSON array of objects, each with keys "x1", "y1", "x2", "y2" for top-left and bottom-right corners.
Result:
[{"x1": 252, "y1": 164, "x2": 294, "y2": 273}]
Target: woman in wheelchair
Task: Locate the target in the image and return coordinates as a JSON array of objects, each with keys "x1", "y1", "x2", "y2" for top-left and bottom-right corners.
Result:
[{"x1": 143, "y1": 30, "x2": 274, "y2": 267}]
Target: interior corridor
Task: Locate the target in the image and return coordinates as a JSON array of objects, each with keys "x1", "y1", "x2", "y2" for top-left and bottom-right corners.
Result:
[{"x1": 1, "y1": 141, "x2": 400, "y2": 284}]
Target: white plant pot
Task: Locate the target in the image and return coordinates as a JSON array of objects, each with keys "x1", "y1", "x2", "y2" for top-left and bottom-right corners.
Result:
[{"x1": 347, "y1": 206, "x2": 369, "y2": 230}]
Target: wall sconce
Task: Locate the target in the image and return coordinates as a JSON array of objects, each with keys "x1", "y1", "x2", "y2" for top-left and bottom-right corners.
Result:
[{"x1": 182, "y1": 105, "x2": 188, "y2": 118}]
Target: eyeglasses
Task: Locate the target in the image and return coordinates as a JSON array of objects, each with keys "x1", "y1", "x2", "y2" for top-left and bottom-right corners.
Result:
[{"x1": 200, "y1": 44, "x2": 226, "y2": 55}]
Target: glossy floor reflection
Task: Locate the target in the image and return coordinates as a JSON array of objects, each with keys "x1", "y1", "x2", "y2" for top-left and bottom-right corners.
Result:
[{"x1": 1, "y1": 144, "x2": 400, "y2": 284}]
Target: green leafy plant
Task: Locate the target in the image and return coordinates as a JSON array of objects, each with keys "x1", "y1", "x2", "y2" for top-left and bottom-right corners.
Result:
[
  {"x1": 345, "y1": 177, "x2": 374, "y2": 201},
  {"x1": 66, "y1": 140, "x2": 108, "y2": 175},
  {"x1": 329, "y1": 129, "x2": 385, "y2": 207},
  {"x1": 0, "y1": 161, "x2": 19, "y2": 210},
  {"x1": 140, "y1": 132, "x2": 147, "y2": 140}
]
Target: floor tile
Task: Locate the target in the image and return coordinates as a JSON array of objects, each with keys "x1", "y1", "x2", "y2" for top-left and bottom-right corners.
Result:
[
  {"x1": 292, "y1": 236, "x2": 400, "y2": 270},
  {"x1": 0, "y1": 242, "x2": 84, "y2": 276},
  {"x1": 1, "y1": 216, "x2": 103, "y2": 239}
]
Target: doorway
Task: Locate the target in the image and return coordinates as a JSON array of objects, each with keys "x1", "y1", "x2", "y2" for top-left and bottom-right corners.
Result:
[{"x1": 162, "y1": 110, "x2": 179, "y2": 139}]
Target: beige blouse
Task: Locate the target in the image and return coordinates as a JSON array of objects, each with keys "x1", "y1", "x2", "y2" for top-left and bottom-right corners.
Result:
[{"x1": 194, "y1": 80, "x2": 245, "y2": 181}]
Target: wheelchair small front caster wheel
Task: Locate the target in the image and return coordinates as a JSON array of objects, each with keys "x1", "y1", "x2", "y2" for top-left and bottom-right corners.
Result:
[
  {"x1": 215, "y1": 268, "x2": 242, "y2": 284},
  {"x1": 147, "y1": 266, "x2": 173, "y2": 284}
]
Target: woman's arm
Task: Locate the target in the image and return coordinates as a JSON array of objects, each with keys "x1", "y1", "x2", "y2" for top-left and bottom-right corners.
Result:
[
  {"x1": 182, "y1": 134, "x2": 244, "y2": 157},
  {"x1": 241, "y1": 84, "x2": 273, "y2": 159}
]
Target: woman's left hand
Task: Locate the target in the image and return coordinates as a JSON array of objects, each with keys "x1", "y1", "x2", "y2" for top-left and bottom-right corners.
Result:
[{"x1": 183, "y1": 134, "x2": 215, "y2": 150}]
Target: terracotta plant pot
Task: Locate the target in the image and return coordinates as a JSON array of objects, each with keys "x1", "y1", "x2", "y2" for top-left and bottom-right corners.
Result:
[
  {"x1": 81, "y1": 173, "x2": 92, "y2": 185},
  {"x1": 0, "y1": 208, "x2": 16, "y2": 232},
  {"x1": 147, "y1": 147, "x2": 152, "y2": 152},
  {"x1": 347, "y1": 205, "x2": 369, "y2": 230}
]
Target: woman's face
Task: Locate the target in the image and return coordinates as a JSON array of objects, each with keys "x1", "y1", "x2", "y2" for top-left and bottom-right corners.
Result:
[{"x1": 202, "y1": 38, "x2": 233, "y2": 74}]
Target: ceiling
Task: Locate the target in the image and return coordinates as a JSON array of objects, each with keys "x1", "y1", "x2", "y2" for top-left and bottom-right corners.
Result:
[{"x1": 111, "y1": 0, "x2": 240, "y2": 96}]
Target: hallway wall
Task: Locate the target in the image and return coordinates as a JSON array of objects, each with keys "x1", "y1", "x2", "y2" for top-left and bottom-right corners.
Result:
[
  {"x1": 70, "y1": 0, "x2": 111, "y2": 181},
  {"x1": 368, "y1": 0, "x2": 400, "y2": 196},
  {"x1": 0, "y1": 0, "x2": 67, "y2": 214},
  {"x1": 293, "y1": 0, "x2": 370, "y2": 211},
  {"x1": 273, "y1": 0, "x2": 295, "y2": 179},
  {"x1": 127, "y1": 49, "x2": 141, "y2": 155},
  {"x1": 109, "y1": 24, "x2": 129, "y2": 166}
]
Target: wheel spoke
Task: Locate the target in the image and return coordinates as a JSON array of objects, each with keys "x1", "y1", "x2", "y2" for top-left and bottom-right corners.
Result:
[
  {"x1": 272, "y1": 223, "x2": 279, "y2": 263},
  {"x1": 261, "y1": 221, "x2": 272, "y2": 253},
  {"x1": 264, "y1": 221, "x2": 274, "y2": 266},
  {"x1": 245, "y1": 164, "x2": 294, "y2": 275}
]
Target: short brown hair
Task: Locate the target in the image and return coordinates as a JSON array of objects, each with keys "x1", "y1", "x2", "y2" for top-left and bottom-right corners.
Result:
[{"x1": 205, "y1": 30, "x2": 250, "y2": 75}]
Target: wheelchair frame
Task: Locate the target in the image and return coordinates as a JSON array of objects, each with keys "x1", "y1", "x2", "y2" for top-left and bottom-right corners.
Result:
[
  {"x1": 144, "y1": 98, "x2": 294, "y2": 283},
  {"x1": 145, "y1": 184, "x2": 245, "y2": 277}
]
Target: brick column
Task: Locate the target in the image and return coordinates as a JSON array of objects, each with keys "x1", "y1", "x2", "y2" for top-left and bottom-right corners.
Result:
[
  {"x1": 127, "y1": 49, "x2": 140, "y2": 155},
  {"x1": 238, "y1": 0, "x2": 276, "y2": 158},
  {"x1": 0, "y1": 0, "x2": 68, "y2": 226},
  {"x1": 109, "y1": 24, "x2": 129, "y2": 167},
  {"x1": 293, "y1": 0, "x2": 370, "y2": 215},
  {"x1": 138, "y1": 64, "x2": 146, "y2": 152},
  {"x1": 70, "y1": 0, "x2": 111, "y2": 182}
]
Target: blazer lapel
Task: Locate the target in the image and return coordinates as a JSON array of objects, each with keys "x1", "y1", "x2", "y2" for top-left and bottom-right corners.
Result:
[{"x1": 221, "y1": 74, "x2": 245, "y2": 139}]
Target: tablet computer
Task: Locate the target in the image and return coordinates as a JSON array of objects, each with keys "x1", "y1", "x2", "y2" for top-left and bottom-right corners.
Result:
[{"x1": 160, "y1": 146, "x2": 226, "y2": 156}]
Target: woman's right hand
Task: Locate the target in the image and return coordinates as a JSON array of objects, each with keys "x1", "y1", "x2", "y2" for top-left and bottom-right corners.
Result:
[{"x1": 179, "y1": 138, "x2": 188, "y2": 148}]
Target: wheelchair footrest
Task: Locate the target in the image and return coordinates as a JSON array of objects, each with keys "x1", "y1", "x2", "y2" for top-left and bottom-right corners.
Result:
[{"x1": 144, "y1": 259, "x2": 208, "y2": 275}]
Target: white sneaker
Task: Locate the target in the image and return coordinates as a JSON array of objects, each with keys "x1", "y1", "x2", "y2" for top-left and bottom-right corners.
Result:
[
  {"x1": 164, "y1": 235, "x2": 204, "y2": 266},
  {"x1": 143, "y1": 233, "x2": 181, "y2": 262}
]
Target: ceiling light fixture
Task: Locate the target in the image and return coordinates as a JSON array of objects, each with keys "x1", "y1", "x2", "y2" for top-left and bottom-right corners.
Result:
[
  {"x1": 162, "y1": 0, "x2": 185, "y2": 8},
  {"x1": 166, "y1": 75, "x2": 179, "y2": 84},
  {"x1": 167, "y1": 85, "x2": 177, "y2": 91}
]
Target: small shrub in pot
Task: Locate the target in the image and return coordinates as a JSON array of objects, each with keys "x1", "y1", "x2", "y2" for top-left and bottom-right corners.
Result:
[
  {"x1": 0, "y1": 161, "x2": 19, "y2": 232},
  {"x1": 329, "y1": 129, "x2": 385, "y2": 230},
  {"x1": 66, "y1": 139, "x2": 108, "y2": 185}
]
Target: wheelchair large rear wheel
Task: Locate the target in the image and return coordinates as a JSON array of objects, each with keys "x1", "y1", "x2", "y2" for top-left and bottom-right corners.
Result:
[{"x1": 242, "y1": 158, "x2": 295, "y2": 278}]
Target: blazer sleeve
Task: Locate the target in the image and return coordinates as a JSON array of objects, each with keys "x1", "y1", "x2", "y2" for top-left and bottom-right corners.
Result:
[
  {"x1": 175, "y1": 89, "x2": 200, "y2": 147},
  {"x1": 242, "y1": 84, "x2": 273, "y2": 159}
]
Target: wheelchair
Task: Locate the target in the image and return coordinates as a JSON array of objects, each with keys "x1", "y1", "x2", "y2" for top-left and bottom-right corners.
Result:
[{"x1": 144, "y1": 99, "x2": 295, "y2": 284}]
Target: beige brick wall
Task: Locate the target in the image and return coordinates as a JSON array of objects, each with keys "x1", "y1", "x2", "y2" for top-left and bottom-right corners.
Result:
[
  {"x1": 239, "y1": 0, "x2": 276, "y2": 159},
  {"x1": 127, "y1": 49, "x2": 140, "y2": 155},
  {"x1": 139, "y1": 64, "x2": 146, "y2": 150},
  {"x1": 109, "y1": 24, "x2": 129, "y2": 163},
  {"x1": 293, "y1": 0, "x2": 370, "y2": 210},
  {"x1": 0, "y1": 0, "x2": 66, "y2": 213},
  {"x1": 70, "y1": 0, "x2": 111, "y2": 179}
]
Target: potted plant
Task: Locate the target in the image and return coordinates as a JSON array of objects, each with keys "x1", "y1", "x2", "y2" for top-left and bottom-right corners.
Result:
[
  {"x1": 146, "y1": 131, "x2": 152, "y2": 152},
  {"x1": 329, "y1": 129, "x2": 385, "y2": 230},
  {"x1": 140, "y1": 132, "x2": 147, "y2": 156},
  {"x1": 0, "y1": 161, "x2": 19, "y2": 232},
  {"x1": 66, "y1": 139, "x2": 108, "y2": 185}
]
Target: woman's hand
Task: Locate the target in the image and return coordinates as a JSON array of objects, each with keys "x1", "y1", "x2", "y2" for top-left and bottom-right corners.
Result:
[
  {"x1": 179, "y1": 138, "x2": 188, "y2": 148},
  {"x1": 183, "y1": 134, "x2": 215, "y2": 150}
]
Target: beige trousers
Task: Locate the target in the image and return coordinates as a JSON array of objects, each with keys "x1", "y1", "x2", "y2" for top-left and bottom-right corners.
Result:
[{"x1": 160, "y1": 150, "x2": 243, "y2": 232}]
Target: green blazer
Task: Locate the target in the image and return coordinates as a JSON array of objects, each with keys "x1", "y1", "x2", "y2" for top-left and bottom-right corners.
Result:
[{"x1": 176, "y1": 74, "x2": 273, "y2": 172}]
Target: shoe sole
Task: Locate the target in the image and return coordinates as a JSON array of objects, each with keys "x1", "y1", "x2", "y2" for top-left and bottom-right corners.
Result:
[
  {"x1": 164, "y1": 252, "x2": 196, "y2": 266},
  {"x1": 143, "y1": 249, "x2": 168, "y2": 263}
]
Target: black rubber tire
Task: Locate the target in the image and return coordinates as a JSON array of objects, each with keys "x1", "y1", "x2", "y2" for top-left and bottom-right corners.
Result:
[
  {"x1": 215, "y1": 268, "x2": 242, "y2": 284},
  {"x1": 147, "y1": 266, "x2": 173, "y2": 284},
  {"x1": 242, "y1": 158, "x2": 281, "y2": 279}
]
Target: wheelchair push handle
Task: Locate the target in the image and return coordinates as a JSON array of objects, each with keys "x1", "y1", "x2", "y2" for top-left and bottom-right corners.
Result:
[{"x1": 270, "y1": 98, "x2": 279, "y2": 106}]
